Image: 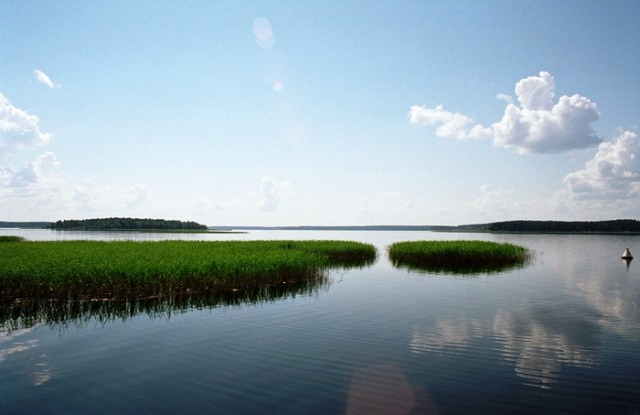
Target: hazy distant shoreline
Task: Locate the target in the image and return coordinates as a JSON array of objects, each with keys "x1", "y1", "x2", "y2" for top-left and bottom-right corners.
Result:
[
  {"x1": 214, "y1": 221, "x2": 640, "y2": 234},
  {"x1": 3, "y1": 220, "x2": 638, "y2": 234}
]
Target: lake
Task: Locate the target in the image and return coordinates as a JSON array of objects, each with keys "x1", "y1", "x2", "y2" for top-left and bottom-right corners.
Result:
[{"x1": 1, "y1": 229, "x2": 639, "y2": 414}]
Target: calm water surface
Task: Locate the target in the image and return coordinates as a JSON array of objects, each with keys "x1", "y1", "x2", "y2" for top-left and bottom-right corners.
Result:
[{"x1": 1, "y1": 229, "x2": 639, "y2": 414}]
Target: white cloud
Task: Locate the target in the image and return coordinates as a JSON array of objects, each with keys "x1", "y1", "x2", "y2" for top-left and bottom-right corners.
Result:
[
  {"x1": 257, "y1": 176, "x2": 289, "y2": 211},
  {"x1": 1, "y1": 152, "x2": 149, "y2": 219},
  {"x1": 542, "y1": 130, "x2": 640, "y2": 219},
  {"x1": 514, "y1": 71, "x2": 555, "y2": 110},
  {"x1": 1, "y1": 153, "x2": 65, "y2": 217},
  {"x1": 0, "y1": 95, "x2": 151, "y2": 221},
  {"x1": 410, "y1": 71, "x2": 602, "y2": 154},
  {"x1": 0, "y1": 93, "x2": 53, "y2": 154},
  {"x1": 563, "y1": 131, "x2": 640, "y2": 200},
  {"x1": 409, "y1": 104, "x2": 486, "y2": 140},
  {"x1": 0, "y1": 152, "x2": 60, "y2": 193},
  {"x1": 492, "y1": 73, "x2": 601, "y2": 154},
  {"x1": 496, "y1": 93, "x2": 515, "y2": 105},
  {"x1": 33, "y1": 69, "x2": 60, "y2": 89}
]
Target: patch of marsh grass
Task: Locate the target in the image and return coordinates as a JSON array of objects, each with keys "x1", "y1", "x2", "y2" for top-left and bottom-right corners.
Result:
[
  {"x1": 0, "y1": 236, "x2": 25, "y2": 243},
  {"x1": 0, "y1": 240, "x2": 377, "y2": 302},
  {"x1": 388, "y1": 240, "x2": 531, "y2": 275}
]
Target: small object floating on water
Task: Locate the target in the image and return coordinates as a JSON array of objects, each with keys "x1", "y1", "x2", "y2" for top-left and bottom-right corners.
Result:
[{"x1": 621, "y1": 248, "x2": 633, "y2": 260}]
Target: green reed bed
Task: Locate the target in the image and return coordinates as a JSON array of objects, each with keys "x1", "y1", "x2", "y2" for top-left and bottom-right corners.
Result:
[
  {"x1": 0, "y1": 235, "x2": 25, "y2": 243},
  {"x1": 0, "y1": 240, "x2": 377, "y2": 301},
  {"x1": 388, "y1": 240, "x2": 531, "y2": 274}
]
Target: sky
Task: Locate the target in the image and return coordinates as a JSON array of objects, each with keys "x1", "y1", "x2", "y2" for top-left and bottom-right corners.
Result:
[{"x1": 1, "y1": 1, "x2": 639, "y2": 226}]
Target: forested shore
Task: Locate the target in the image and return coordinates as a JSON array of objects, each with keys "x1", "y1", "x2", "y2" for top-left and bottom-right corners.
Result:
[
  {"x1": 48, "y1": 217, "x2": 208, "y2": 231},
  {"x1": 433, "y1": 219, "x2": 640, "y2": 233},
  {"x1": 217, "y1": 220, "x2": 640, "y2": 233},
  {"x1": 2, "y1": 218, "x2": 639, "y2": 233}
]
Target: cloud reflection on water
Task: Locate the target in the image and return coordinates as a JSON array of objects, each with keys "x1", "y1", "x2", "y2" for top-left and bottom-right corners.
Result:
[
  {"x1": 563, "y1": 256, "x2": 640, "y2": 340},
  {"x1": 410, "y1": 315, "x2": 485, "y2": 355},
  {"x1": 410, "y1": 303, "x2": 600, "y2": 389},
  {"x1": 492, "y1": 305, "x2": 600, "y2": 389},
  {"x1": 406, "y1": 234, "x2": 639, "y2": 391},
  {"x1": 0, "y1": 326, "x2": 52, "y2": 386}
]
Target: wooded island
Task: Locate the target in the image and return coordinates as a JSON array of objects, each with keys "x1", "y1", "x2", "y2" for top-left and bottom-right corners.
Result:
[{"x1": 48, "y1": 217, "x2": 208, "y2": 231}]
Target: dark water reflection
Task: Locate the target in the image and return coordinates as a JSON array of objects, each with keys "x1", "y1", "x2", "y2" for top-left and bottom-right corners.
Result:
[
  {"x1": 391, "y1": 260, "x2": 529, "y2": 275},
  {"x1": 1, "y1": 277, "x2": 331, "y2": 332}
]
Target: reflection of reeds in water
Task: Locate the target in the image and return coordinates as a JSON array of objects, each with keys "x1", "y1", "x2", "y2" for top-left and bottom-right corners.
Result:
[
  {"x1": 392, "y1": 261, "x2": 529, "y2": 275},
  {"x1": 1, "y1": 275, "x2": 332, "y2": 332},
  {"x1": 0, "y1": 240, "x2": 376, "y2": 331},
  {"x1": 388, "y1": 240, "x2": 531, "y2": 275}
]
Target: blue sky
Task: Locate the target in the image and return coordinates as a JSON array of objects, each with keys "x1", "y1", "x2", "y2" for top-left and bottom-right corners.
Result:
[{"x1": 1, "y1": 1, "x2": 639, "y2": 226}]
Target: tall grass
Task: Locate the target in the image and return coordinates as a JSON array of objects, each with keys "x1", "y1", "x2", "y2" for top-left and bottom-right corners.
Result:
[
  {"x1": 0, "y1": 240, "x2": 377, "y2": 302},
  {"x1": 388, "y1": 240, "x2": 531, "y2": 274},
  {"x1": 0, "y1": 235, "x2": 25, "y2": 243}
]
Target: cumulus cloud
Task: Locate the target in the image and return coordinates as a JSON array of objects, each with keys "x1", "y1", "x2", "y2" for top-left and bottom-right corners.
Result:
[
  {"x1": 514, "y1": 71, "x2": 555, "y2": 110},
  {"x1": 563, "y1": 131, "x2": 640, "y2": 200},
  {"x1": 409, "y1": 104, "x2": 490, "y2": 140},
  {"x1": 1, "y1": 152, "x2": 149, "y2": 219},
  {"x1": 0, "y1": 93, "x2": 53, "y2": 154},
  {"x1": 0, "y1": 94, "x2": 152, "y2": 220},
  {"x1": 0, "y1": 152, "x2": 64, "y2": 216},
  {"x1": 0, "y1": 152, "x2": 60, "y2": 191},
  {"x1": 33, "y1": 69, "x2": 60, "y2": 89},
  {"x1": 257, "y1": 176, "x2": 289, "y2": 211},
  {"x1": 492, "y1": 72, "x2": 601, "y2": 153},
  {"x1": 410, "y1": 71, "x2": 602, "y2": 154}
]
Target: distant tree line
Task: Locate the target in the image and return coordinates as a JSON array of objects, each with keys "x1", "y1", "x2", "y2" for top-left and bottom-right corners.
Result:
[
  {"x1": 486, "y1": 220, "x2": 640, "y2": 233},
  {"x1": 49, "y1": 217, "x2": 208, "y2": 231}
]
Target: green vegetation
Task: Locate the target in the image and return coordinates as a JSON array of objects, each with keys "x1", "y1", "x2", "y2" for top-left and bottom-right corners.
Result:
[
  {"x1": 485, "y1": 219, "x2": 640, "y2": 233},
  {"x1": 0, "y1": 236, "x2": 25, "y2": 243},
  {"x1": 388, "y1": 240, "x2": 531, "y2": 274},
  {"x1": 49, "y1": 217, "x2": 208, "y2": 231},
  {"x1": 432, "y1": 219, "x2": 640, "y2": 234},
  {"x1": 0, "y1": 240, "x2": 377, "y2": 302}
]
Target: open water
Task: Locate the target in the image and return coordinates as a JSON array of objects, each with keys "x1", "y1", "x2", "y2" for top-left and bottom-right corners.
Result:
[{"x1": 1, "y1": 229, "x2": 639, "y2": 414}]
